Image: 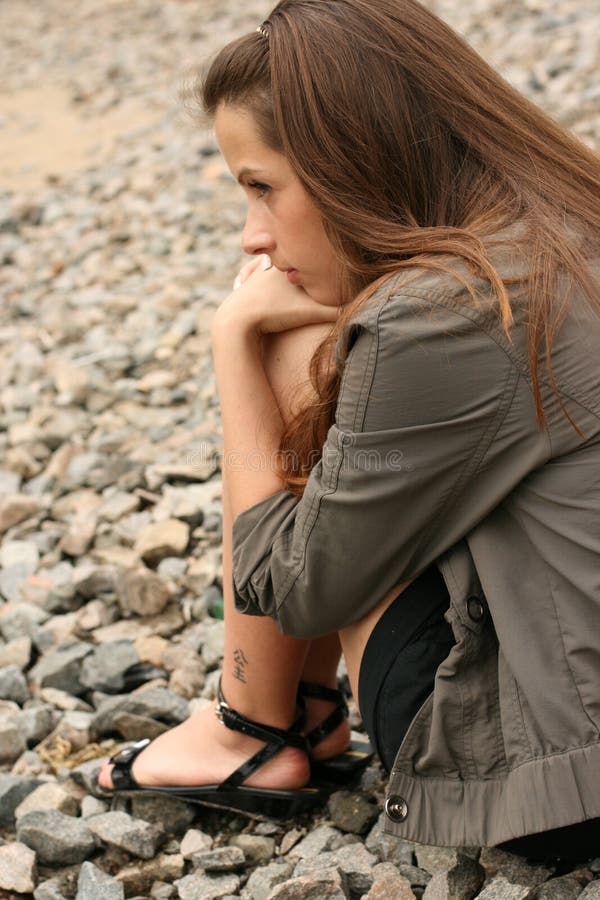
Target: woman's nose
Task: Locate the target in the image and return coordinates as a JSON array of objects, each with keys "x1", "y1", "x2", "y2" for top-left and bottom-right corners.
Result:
[{"x1": 241, "y1": 211, "x2": 275, "y2": 257}]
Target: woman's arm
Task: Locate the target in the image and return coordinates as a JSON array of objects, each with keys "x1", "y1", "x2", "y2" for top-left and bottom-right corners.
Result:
[{"x1": 211, "y1": 263, "x2": 338, "y2": 520}]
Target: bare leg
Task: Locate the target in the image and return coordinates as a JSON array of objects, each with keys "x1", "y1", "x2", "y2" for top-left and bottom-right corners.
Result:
[{"x1": 99, "y1": 322, "x2": 345, "y2": 791}]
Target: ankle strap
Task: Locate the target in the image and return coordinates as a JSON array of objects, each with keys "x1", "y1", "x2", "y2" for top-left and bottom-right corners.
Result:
[
  {"x1": 216, "y1": 679, "x2": 308, "y2": 789},
  {"x1": 297, "y1": 680, "x2": 348, "y2": 749}
]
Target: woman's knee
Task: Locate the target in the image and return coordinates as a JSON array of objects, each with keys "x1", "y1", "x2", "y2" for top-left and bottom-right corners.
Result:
[{"x1": 261, "y1": 323, "x2": 334, "y2": 423}]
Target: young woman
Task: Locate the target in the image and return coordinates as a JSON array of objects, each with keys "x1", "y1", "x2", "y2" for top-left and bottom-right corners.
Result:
[{"x1": 99, "y1": 0, "x2": 600, "y2": 857}]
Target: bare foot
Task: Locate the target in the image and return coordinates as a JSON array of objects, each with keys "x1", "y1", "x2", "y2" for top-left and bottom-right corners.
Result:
[{"x1": 98, "y1": 701, "x2": 310, "y2": 792}]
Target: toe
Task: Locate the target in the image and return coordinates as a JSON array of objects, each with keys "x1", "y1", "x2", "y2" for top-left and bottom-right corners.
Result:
[{"x1": 97, "y1": 761, "x2": 114, "y2": 790}]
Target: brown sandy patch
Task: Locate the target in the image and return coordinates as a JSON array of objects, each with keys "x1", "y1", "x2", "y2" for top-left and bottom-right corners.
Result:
[{"x1": 0, "y1": 85, "x2": 161, "y2": 193}]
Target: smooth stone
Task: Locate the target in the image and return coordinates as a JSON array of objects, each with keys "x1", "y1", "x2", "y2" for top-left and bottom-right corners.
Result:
[{"x1": 113, "y1": 711, "x2": 169, "y2": 740}]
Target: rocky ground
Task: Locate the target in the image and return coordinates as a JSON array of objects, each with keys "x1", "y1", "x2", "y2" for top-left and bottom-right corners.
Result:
[{"x1": 0, "y1": 0, "x2": 599, "y2": 897}]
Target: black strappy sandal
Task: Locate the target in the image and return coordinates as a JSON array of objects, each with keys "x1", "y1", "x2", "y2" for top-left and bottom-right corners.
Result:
[
  {"x1": 96, "y1": 680, "x2": 326, "y2": 820},
  {"x1": 298, "y1": 681, "x2": 375, "y2": 783}
]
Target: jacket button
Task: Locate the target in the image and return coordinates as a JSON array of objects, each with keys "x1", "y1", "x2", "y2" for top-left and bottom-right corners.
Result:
[
  {"x1": 385, "y1": 795, "x2": 408, "y2": 823},
  {"x1": 467, "y1": 596, "x2": 485, "y2": 622}
]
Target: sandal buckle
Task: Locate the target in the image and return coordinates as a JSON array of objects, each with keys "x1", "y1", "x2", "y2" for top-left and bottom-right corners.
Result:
[
  {"x1": 215, "y1": 696, "x2": 230, "y2": 727},
  {"x1": 110, "y1": 738, "x2": 150, "y2": 764}
]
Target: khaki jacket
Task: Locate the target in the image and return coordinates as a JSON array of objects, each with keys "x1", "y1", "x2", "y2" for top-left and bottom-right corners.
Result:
[{"x1": 231, "y1": 249, "x2": 600, "y2": 847}]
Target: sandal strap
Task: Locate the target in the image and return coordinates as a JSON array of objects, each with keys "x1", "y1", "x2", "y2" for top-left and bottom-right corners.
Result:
[
  {"x1": 298, "y1": 680, "x2": 348, "y2": 749},
  {"x1": 107, "y1": 738, "x2": 151, "y2": 791},
  {"x1": 216, "y1": 679, "x2": 308, "y2": 790}
]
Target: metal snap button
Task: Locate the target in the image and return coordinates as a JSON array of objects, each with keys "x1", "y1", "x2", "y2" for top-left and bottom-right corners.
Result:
[
  {"x1": 385, "y1": 795, "x2": 408, "y2": 823},
  {"x1": 467, "y1": 596, "x2": 485, "y2": 622}
]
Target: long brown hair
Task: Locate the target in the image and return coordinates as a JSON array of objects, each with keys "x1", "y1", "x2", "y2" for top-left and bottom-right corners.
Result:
[{"x1": 201, "y1": 0, "x2": 600, "y2": 497}]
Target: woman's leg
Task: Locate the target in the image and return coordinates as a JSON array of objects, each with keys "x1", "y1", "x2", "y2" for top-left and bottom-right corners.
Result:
[{"x1": 99, "y1": 322, "x2": 345, "y2": 791}]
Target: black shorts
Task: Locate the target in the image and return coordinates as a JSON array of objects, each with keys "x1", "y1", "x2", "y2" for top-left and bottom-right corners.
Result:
[{"x1": 357, "y1": 564, "x2": 600, "y2": 860}]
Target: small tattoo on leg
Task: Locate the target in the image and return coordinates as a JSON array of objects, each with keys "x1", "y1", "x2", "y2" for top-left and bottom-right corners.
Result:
[{"x1": 232, "y1": 648, "x2": 249, "y2": 683}]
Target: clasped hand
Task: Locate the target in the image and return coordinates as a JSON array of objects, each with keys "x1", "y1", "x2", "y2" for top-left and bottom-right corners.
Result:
[{"x1": 211, "y1": 255, "x2": 340, "y2": 343}]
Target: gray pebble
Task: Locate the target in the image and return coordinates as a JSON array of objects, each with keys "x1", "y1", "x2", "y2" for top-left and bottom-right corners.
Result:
[
  {"x1": 244, "y1": 860, "x2": 295, "y2": 900},
  {"x1": 174, "y1": 871, "x2": 241, "y2": 900},
  {"x1": 0, "y1": 664, "x2": 30, "y2": 703},
  {"x1": 76, "y1": 861, "x2": 125, "y2": 900},
  {"x1": 86, "y1": 810, "x2": 165, "y2": 859},
  {"x1": 17, "y1": 809, "x2": 96, "y2": 865}
]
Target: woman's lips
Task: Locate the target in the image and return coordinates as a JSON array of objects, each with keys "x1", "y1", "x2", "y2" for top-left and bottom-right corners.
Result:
[{"x1": 286, "y1": 268, "x2": 300, "y2": 284}]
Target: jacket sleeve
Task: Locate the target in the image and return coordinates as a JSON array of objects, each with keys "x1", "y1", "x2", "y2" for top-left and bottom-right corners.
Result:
[{"x1": 231, "y1": 288, "x2": 551, "y2": 638}]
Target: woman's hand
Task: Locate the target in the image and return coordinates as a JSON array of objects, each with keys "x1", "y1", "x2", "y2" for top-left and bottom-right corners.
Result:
[{"x1": 212, "y1": 254, "x2": 340, "y2": 343}]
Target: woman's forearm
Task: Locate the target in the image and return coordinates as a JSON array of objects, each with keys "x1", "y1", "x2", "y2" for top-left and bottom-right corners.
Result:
[{"x1": 212, "y1": 324, "x2": 286, "y2": 520}]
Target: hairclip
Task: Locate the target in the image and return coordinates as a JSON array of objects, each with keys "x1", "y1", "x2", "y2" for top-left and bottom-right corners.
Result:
[{"x1": 256, "y1": 23, "x2": 269, "y2": 39}]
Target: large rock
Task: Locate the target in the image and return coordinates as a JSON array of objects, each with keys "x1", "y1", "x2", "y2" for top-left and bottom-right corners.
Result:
[
  {"x1": 87, "y1": 810, "x2": 165, "y2": 859},
  {"x1": 91, "y1": 686, "x2": 189, "y2": 737},
  {"x1": 267, "y1": 868, "x2": 348, "y2": 899},
  {"x1": 79, "y1": 639, "x2": 139, "y2": 692},
  {"x1": 365, "y1": 813, "x2": 415, "y2": 866},
  {"x1": 0, "y1": 774, "x2": 43, "y2": 826},
  {"x1": 327, "y1": 789, "x2": 380, "y2": 835},
  {"x1": 0, "y1": 841, "x2": 37, "y2": 894},
  {"x1": 244, "y1": 861, "x2": 295, "y2": 900},
  {"x1": 17, "y1": 809, "x2": 97, "y2": 865},
  {"x1": 173, "y1": 871, "x2": 241, "y2": 900},
  {"x1": 0, "y1": 664, "x2": 30, "y2": 703},
  {"x1": 116, "y1": 566, "x2": 171, "y2": 617},
  {"x1": 422, "y1": 855, "x2": 485, "y2": 900},
  {"x1": 479, "y1": 847, "x2": 555, "y2": 888},
  {"x1": 15, "y1": 781, "x2": 80, "y2": 819},
  {"x1": 29, "y1": 641, "x2": 93, "y2": 695},
  {"x1": 130, "y1": 793, "x2": 196, "y2": 834},
  {"x1": 0, "y1": 493, "x2": 43, "y2": 533},
  {"x1": 134, "y1": 518, "x2": 190, "y2": 565},
  {"x1": 0, "y1": 705, "x2": 28, "y2": 762}
]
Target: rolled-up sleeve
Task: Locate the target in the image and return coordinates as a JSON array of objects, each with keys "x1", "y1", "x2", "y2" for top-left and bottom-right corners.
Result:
[{"x1": 232, "y1": 287, "x2": 550, "y2": 638}]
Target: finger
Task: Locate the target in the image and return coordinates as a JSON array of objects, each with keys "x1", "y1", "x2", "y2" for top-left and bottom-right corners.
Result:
[{"x1": 234, "y1": 255, "x2": 269, "y2": 289}]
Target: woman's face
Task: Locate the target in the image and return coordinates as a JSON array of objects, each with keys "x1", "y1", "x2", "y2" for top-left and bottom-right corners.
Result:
[{"x1": 214, "y1": 103, "x2": 341, "y2": 306}]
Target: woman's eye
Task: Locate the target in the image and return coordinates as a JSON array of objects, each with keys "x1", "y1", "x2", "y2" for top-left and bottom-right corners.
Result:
[{"x1": 247, "y1": 181, "x2": 270, "y2": 198}]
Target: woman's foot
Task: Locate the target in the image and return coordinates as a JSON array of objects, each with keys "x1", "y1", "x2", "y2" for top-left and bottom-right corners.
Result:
[
  {"x1": 97, "y1": 701, "x2": 310, "y2": 793},
  {"x1": 97, "y1": 690, "x2": 352, "y2": 793}
]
